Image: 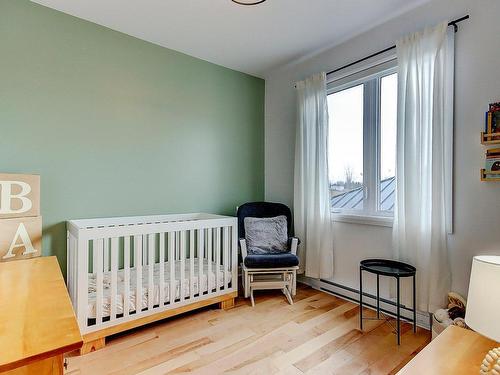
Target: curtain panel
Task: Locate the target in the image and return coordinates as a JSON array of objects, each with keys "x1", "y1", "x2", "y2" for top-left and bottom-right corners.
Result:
[
  {"x1": 393, "y1": 21, "x2": 454, "y2": 312},
  {"x1": 294, "y1": 72, "x2": 334, "y2": 279}
]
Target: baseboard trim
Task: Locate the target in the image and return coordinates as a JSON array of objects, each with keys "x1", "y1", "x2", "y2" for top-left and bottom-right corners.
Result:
[{"x1": 299, "y1": 276, "x2": 431, "y2": 330}]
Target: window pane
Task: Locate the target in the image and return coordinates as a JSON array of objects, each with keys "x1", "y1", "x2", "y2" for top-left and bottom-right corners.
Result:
[
  {"x1": 328, "y1": 84, "x2": 364, "y2": 211},
  {"x1": 380, "y1": 73, "x2": 397, "y2": 211}
]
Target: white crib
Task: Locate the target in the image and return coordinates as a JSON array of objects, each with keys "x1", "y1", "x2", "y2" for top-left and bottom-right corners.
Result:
[{"x1": 67, "y1": 213, "x2": 238, "y2": 354}]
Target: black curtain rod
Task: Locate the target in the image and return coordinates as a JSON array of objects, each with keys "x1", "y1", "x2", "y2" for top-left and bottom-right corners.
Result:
[{"x1": 325, "y1": 15, "x2": 469, "y2": 76}]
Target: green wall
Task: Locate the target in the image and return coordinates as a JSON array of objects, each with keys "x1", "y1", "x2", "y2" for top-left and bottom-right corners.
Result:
[{"x1": 0, "y1": 0, "x2": 265, "y2": 275}]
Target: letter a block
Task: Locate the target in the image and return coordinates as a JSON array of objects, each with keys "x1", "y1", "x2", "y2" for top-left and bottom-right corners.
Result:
[
  {"x1": 0, "y1": 173, "x2": 40, "y2": 219},
  {"x1": 0, "y1": 216, "x2": 42, "y2": 262}
]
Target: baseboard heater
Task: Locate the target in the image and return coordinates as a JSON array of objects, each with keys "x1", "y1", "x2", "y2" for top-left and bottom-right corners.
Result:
[{"x1": 299, "y1": 276, "x2": 431, "y2": 330}]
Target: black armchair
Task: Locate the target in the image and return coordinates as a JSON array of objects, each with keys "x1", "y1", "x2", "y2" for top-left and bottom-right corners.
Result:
[{"x1": 237, "y1": 202, "x2": 300, "y2": 306}]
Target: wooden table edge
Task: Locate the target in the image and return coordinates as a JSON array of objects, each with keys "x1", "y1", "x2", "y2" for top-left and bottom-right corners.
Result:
[
  {"x1": 0, "y1": 257, "x2": 83, "y2": 373},
  {"x1": 0, "y1": 339, "x2": 83, "y2": 372}
]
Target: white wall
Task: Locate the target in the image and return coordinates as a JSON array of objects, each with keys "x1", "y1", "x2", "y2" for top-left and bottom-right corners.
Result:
[{"x1": 264, "y1": 0, "x2": 500, "y2": 299}]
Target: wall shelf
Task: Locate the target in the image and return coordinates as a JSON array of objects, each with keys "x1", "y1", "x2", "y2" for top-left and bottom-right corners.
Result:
[
  {"x1": 480, "y1": 169, "x2": 500, "y2": 181},
  {"x1": 481, "y1": 132, "x2": 500, "y2": 145}
]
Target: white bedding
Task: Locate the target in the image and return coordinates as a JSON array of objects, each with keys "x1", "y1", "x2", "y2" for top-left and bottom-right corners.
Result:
[{"x1": 87, "y1": 259, "x2": 231, "y2": 318}]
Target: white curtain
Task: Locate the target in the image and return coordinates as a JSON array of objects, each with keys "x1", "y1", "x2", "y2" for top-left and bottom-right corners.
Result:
[
  {"x1": 294, "y1": 72, "x2": 334, "y2": 279},
  {"x1": 393, "y1": 21, "x2": 454, "y2": 312}
]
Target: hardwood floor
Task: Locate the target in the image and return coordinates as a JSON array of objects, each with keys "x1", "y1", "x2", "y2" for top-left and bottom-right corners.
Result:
[{"x1": 65, "y1": 285, "x2": 430, "y2": 375}]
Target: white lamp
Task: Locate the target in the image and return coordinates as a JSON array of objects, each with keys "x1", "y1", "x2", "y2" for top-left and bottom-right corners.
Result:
[{"x1": 465, "y1": 256, "x2": 500, "y2": 374}]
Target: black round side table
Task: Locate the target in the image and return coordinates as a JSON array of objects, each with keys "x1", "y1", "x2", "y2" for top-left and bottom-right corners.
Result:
[{"x1": 359, "y1": 259, "x2": 416, "y2": 345}]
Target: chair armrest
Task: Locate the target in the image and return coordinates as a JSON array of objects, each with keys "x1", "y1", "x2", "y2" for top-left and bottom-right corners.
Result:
[
  {"x1": 239, "y1": 238, "x2": 248, "y2": 259},
  {"x1": 289, "y1": 237, "x2": 299, "y2": 255}
]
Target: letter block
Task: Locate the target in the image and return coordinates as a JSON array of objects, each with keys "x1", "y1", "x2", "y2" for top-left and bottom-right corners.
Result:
[
  {"x1": 0, "y1": 216, "x2": 42, "y2": 262},
  {"x1": 0, "y1": 173, "x2": 40, "y2": 219}
]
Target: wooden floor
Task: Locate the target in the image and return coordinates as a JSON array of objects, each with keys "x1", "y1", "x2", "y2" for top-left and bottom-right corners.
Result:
[{"x1": 65, "y1": 285, "x2": 430, "y2": 375}]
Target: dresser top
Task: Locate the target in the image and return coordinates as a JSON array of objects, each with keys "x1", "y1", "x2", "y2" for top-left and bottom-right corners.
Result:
[{"x1": 398, "y1": 325, "x2": 498, "y2": 374}]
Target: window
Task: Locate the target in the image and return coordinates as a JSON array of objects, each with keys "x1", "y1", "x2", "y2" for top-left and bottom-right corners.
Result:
[{"x1": 328, "y1": 63, "x2": 397, "y2": 219}]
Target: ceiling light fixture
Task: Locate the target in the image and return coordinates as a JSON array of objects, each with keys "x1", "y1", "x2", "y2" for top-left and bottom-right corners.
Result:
[{"x1": 231, "y1": 0, "x2": 267, "y2": 5}]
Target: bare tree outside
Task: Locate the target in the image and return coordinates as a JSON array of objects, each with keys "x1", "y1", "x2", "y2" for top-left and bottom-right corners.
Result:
[{"x1": 330, "y1": 165, "x2": 362, "y2": 198}]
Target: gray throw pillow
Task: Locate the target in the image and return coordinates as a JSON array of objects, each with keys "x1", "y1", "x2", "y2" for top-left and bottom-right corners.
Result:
[{"x1": 244, "y1": 215, "x2": 288, "y2": 255}]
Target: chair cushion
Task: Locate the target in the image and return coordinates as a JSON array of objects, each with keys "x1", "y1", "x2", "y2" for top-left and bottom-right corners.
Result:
[
  {"x1": 237, "y1": 202, "x2": 293, "y2": 239},
  {"x1": 244, "y1": 253, "x2": 299, "y2": 269},
  {"x1": 244, "y1": 215, "x2": 288, "y2": 255}
]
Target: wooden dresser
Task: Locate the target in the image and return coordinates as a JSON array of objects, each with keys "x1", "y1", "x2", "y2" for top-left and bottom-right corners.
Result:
[
  {"x1": 0, "y1": 257, "x2": 82, "y2": 374},
  {"x1": 398, "y1": 325, "x2": 499, "y2": 374}
]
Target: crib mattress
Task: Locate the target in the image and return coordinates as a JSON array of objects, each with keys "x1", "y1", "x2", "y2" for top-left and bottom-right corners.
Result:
[{"x1": 87, "y1": 259, "x2": 231, "y2": 318}]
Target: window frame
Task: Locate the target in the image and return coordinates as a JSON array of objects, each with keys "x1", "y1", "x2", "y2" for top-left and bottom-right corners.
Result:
[{"x1": 327, "y1": 59, "x2": 397, "y2": 225}]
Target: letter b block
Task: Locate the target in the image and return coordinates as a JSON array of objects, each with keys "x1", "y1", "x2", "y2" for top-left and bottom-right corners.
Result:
[
  {"x1": 0, "y1": 216, "x2": 42, "y2": 262},
  {"x1": 0, "y1": 173, "x2": 40, "y2": 219}
]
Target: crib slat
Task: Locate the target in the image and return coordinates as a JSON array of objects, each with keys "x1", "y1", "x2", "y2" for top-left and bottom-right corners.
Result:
[
  {"x1": 104, "y1": 238, "x2": 109, "y2": 272},
  {"x1": 135, "y1": 235, "x2": 143, "y2": 314},
  {"x1": 95, "y1": 239, "x2": 104, "y2": 325},
  {"x1": 176, "y1": 231, "x2": 180, "y2": 261},
  {"x1": 73, "y1": 236, "x2": 79, "y2": 302},
  {"x1": 198, "y1": 229, "x2": 204, "y2": 297},
  {"x1": 74, "y1": 237, "x2": 78, "y2": 300},
  {"x1": 67, "y1": 235, "x2": 73, "y2": 304},
  {"x1": 148, "y1": 234, "x2": 155, "y2": 310},
  {"x1": 215, "y1": 228, "x2": 221, "y2": 293},
  {"x1": 143, "y1": 236, "x2": 147, "y2": 265},
  {"x1": 124, "y1": 236, "x2": 131, "y2": 317},
  {"x1": 67, "y1": 235, "x2": 71, "y2": 300},
  {"x1": 189, "y1": 230, "x2": 195, "y2": 299},
  {"x1": 73, "y1": 237, "x2": 77, "y2": 299},
  {"x1": 223, "y1": 226, "x2": 229, "y2": 291},
  {"x1": 232, "y1": 224, "x2": 238, "y2": 290},
  {"x1": 207, "y1": 228, "x2": 212, "y2": 292},
  {"x1": 159, "y1": 233, "x2": 165, "y2": 307},
  {"x1": 180, "y1": 231, "x2": 186, "y2": 302},
  {"x1": 67, "y1": 234, "x2": 72, "y2": 301},
  {"x1": 68, "y1": 235, "x2": 73, "y2": 300},
  {"x1": 93, "y1": 241, "x2": 98, "y2": 275},
  {"x1": 169, "y1": 232, "x2": 176, "y2": 304},
  {"x1": 110, "y1": 237, "x2": 118, "y2": 320},
  {"x1": 76, "y1": 238, "x2": 89, "y2": 329}
]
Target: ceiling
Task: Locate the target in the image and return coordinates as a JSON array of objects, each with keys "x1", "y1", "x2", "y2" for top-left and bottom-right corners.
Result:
[{"x1": 31, "y1": 0, "x2": 430, "y2": 77}]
